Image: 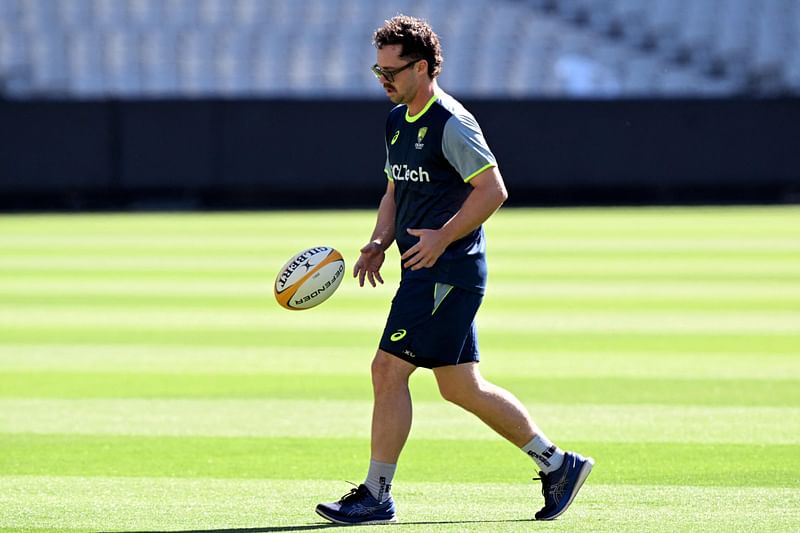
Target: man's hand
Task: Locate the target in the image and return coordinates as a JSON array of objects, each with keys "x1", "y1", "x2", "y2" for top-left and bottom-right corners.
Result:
[
  {"x1": 401, "y1": 228, "x2": 450, "y2": 270},
  {"x1": 353, "y1": 241, "x2": 386, "y2": 287}
]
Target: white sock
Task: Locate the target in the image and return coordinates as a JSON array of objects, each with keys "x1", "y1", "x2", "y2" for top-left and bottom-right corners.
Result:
[
  {"x1": 364, "y1": 459, "x2": 396, "y2": 502},
  {"x1": 521, "y1": 434, "x2": 565, "y2": 474}
]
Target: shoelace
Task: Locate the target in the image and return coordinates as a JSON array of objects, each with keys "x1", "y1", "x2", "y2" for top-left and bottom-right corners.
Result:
[
  {"x1": 533, "y1": 473, "x2": 550, "y2": 498},
  {"x1": 337, "y1": 481, "x2": 363, "y2": 503}
]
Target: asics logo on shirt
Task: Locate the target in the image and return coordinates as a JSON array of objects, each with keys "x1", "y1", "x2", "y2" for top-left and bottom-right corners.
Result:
[
  {"x1": 391, "y1": 164, "x2": 430, "y2": 182},
  {"x1": 391, "y1": 130, "x2": 400, "y2": 145}
]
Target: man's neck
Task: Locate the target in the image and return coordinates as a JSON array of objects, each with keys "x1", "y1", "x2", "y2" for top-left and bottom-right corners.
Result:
[{"x1": 406, "y1": 80, "x2": 438, "y2": 116}]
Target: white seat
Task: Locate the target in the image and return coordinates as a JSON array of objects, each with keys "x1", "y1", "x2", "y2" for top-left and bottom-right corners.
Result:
[
  {"x1": 127, "y1": 0, "x2": 163, "y2": 29},
  {"x1": 234, "y1": 0, "x2": 270, "y2": 26},
  {"x1": 176, "y1": 30, "x2": 215, "y2": 96},
  {"x1": 658, "y1": 67, "x2": 703, "y2": 96},
  {"x1": 139, "y1": 30, "x2": 179, "y2": 96},
  {"x1": 216, "y1": 29, "x2": 252, "y2": 95},
  {"x1": 620, "y1": 53, "x2": 664, "y2": 95},
  {"x1": 471, "y1": 2, "x2": 522, "y2": 95},
  {"x1": 712, "y1": 0, "x2": 756, "y2": 62},
  {"x1": 252, "y1": 25, "x2": 291, "y2": 94},
  {"x1": 555, "y1": 0, "x2": 594, "y2": 22},
  {"x1": 339, "y1": 0, "x2": 376, "y2": 31},
  {"x1": 643, "y1": 0, "x2": 684, "y2": 48},
  {"x1": 93, "y1": 0, "x2": 127, "y2": 28},
  {"x1": 0, "y1": 0, "x2": 22, "y2": 26},
  {"x1": 269, "y1": 0, "x2": 302, "y2": 29},
  {"x1": 56, "y1": 0, "x2": 93, "y2": 29},
  {"x1": 29, "y1": 30, "x2": 68, "y2": 93},
  {"x1": 19, "y1": 0, "x2": 58, "y2": 30},
  {"x1": 751, "y1": 0, "x2": 792, "y2": 75},
  {"x1": 66, "y1": 31, "x2": 106, "y2": 96},
  {"x1": 197, "y1": 0, "x2": 234, "y2": 28},
  {"x1": 104, "y1": 29, "x2": 141, "y2": 96},
  {"x1": 162, "y1": 0, "x2": 198, "y2": 29},
  {"x1": 287, "y1": 38, "x2": 324, "y2": 95},
  {"x1": 0, "y1": 27, "x2": 30, "y2": 70},
  {"x1": 675, "y1": 0, "x2": 719, "y2": 51},
  {"x1": 785, "y1": 55, "x2": 800, "y2": 90}
]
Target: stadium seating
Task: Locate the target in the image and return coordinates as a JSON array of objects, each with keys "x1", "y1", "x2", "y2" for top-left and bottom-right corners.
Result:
[{"x1": 0, "y1": 0, "x2": 798, "y2": 98}]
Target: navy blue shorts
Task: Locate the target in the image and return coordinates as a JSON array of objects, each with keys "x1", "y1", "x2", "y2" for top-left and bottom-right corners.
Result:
[{"x1": 379, "y1": 278, "x2": 483, "y2": 369}]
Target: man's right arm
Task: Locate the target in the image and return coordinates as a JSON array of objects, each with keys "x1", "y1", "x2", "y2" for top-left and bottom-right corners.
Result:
[
  {"x1": 369, "y1": 180, "x2": 396, "y2": 251},
  {"x1": 353, "y1": 180, "x2": 395, "y2": 287}
]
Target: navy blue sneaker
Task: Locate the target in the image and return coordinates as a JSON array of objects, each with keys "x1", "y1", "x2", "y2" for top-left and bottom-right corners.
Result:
[
  {"x1": 534, "y1": 451, "x2": 594, "y2": 520},
  {"x1": 316, "y1": 484, "x2": 397, "y2": 525}
]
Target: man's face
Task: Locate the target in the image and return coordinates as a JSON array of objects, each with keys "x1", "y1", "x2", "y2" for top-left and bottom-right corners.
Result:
[{"x1": 375, "y1": 44, "x2": 421, "y2": 105}]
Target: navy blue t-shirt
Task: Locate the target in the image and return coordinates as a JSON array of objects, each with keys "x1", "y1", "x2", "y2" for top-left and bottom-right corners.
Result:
[{"x1": 384, "y1": 90, "x2": 497, "y2": 294}]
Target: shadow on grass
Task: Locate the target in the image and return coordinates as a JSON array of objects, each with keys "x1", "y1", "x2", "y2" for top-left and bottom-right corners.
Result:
[{"x1": 114, "y1": 519, "x2": 536, "y2": 532}]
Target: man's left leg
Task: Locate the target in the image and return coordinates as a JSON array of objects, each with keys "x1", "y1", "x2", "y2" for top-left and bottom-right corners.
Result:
[
  {"x1": 433, "y1": 362, "x2": 593, "y2": 520},
  {"x1": 434, "y1": 361, "x2": 539, "y2": 446}
]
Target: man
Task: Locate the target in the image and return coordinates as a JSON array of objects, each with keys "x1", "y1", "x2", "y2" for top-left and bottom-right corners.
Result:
[{"x1": 316, "y1": 15, "x2": 593, "y2": 525}]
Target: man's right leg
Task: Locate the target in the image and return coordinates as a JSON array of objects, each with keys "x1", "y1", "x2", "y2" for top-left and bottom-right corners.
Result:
[
  {"x1": 370, "y1": 349, "x2": 417, "y2": 463},
  {"x1": 316, "y1": 350, "x2": 416, "y2": 525}
]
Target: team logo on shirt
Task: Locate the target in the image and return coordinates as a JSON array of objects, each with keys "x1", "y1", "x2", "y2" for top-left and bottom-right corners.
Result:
[{"x1": 415, "y1": 127, "x2": 428, "y2": 150}]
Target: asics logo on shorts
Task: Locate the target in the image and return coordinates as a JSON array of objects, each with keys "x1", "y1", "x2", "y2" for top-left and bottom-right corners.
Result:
[{"x1": 390, "y1": 329, "x2": 407, "y2": 341}]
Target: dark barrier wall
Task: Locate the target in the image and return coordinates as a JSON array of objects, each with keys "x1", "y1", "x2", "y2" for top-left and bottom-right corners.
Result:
[
  {"x1": 1, "y1": 98, "x2": 798, "y2": 209},
  {"x1": 0, "y1": 101, "x2": 111, "y2": 192}
]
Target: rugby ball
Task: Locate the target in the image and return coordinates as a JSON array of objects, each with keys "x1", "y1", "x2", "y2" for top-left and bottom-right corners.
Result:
[{"x1": 274, "y1": 246, "x2": 345, "y2": 310}]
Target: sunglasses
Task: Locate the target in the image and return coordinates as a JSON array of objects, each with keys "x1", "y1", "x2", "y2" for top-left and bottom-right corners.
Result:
[{"x1": 370, "y1": 58, "x2": 422, "y2": 82}]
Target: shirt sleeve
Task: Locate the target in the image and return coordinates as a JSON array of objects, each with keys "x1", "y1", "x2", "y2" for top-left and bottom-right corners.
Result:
[
  {"x1": 384, "y1": 138, "x2": 392, "y2": 180},
  {"x1": 442, "y1": 113, "x2": 497, "y2": 182}
]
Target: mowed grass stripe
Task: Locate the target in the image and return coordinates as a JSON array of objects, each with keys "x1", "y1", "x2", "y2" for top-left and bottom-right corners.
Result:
[
  {"x1": 2, "y1": 233, "x2": 797, "y2": 251},
  {"x1": 2, "y1": 372, "x2": 798, "y2": 406},
  {"x1": 2, "y1": 307, "x2": 799, "y2": 333},
  {"x1": 0, "y1": 476, "x2": 800, "y2": 533},
  {"x1": 1, "y1": 231, "x2": 797, "y2": 254},
  {"x1": 2, "y1": 277, "x2": 797, "y2": 311},
  {"x1": 1, "y1": 205, "x2": 795, "y2": 229},
  {"x1": 1, "y1": 330, "x2": 797, "y2": 353},
  {"x1": 4, "y1": 278, "x2": 800, "y2": 300},
  {"x1": 2, "y1": 477, "x2": 799, "y2": 533},
  {"x1": 1, "y1": 434, "x2": 798, "y2": 488},
  {"x1": 2, "y1": 265, "x2": 797, "y2": 283},
  {"x1": 6, "y1": 293, "x2": 800, "y2": 312},
  {"x1": 2, "y1": 399, "x2": 798, "y2": 444},
  {"x1": 4, "y1": 255, "x2": 799, "y2": 275},
  {"x1": 3, "y1": 346, "x2": 798, "y2": 380}
]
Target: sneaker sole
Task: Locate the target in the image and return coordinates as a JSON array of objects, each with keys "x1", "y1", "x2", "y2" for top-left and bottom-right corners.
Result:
[
  {"x1": 538, "y1": 456, "x2": 594, "y2": 521},
  {"x1": 315, "y1": 507, "x2": 398, "y2": 526}
]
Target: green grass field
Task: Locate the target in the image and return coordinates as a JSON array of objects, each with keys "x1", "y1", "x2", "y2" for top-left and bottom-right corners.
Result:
[{"x1": 1, "y1": 207, "x2": 799, "y2": 532}]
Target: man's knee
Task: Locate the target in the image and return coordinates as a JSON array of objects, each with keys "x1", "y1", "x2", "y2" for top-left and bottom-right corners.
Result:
[
  {"x1": 435, "y1": 361, "x2": 492, "y2": 408},
  {"x1": 371, "y1": 350, "x2": 415, "y2": 391},
  {"x1": 437, "y1": 379, "x2": 463, "y2": 405},
  {"x1": 437, "y1": 371, "x2": 483, "y2": 407}
]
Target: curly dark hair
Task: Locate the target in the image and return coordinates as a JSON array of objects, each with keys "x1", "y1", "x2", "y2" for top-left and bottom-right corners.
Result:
[{"x1": 373, "y1": 15, "x2": 443, "y2": 79}]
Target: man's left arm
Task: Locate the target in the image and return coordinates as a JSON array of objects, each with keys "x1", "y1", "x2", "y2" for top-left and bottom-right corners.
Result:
[{"x1": 402, "y1": 166, "x2": 507, "y2": 270}]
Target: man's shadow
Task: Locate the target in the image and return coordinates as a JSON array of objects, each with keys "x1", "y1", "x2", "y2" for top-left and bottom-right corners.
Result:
[{"x1": 114, "y1": 518, "x2": 535, "y2": 532}]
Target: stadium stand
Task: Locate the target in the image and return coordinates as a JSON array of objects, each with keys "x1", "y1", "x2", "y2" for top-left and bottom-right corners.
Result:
[{"x1": 0, "y1": 0, "x2": 798, "y2": 98}]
